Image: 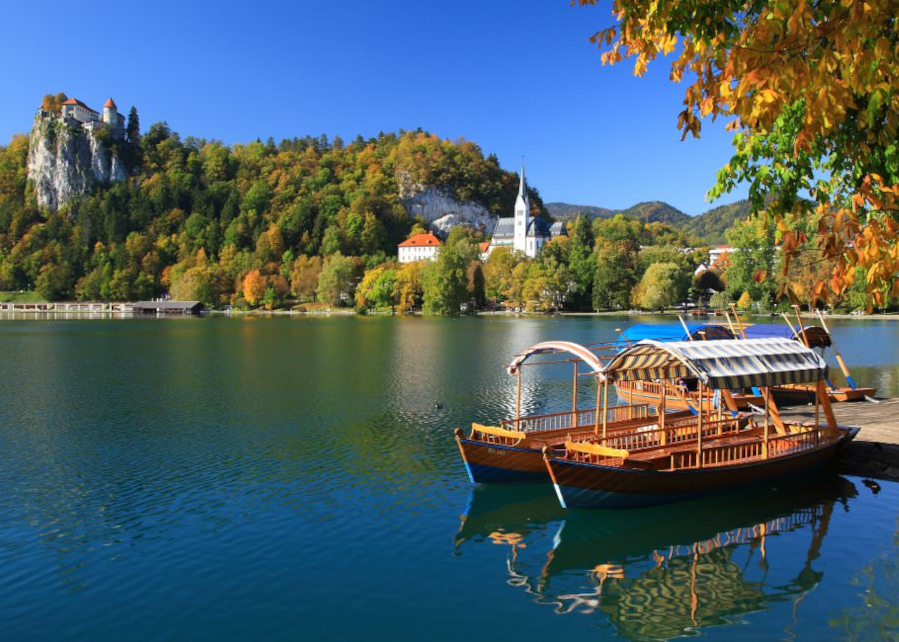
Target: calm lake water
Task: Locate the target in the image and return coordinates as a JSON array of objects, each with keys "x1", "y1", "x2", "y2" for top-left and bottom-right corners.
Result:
[{"x1": 0, "y1": 315, "x2": 897, "y2": 640}]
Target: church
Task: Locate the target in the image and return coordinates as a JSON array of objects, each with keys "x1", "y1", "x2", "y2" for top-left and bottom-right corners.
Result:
[{"x1": 485, "y1": 161, "x2": 566, "y2": 258}]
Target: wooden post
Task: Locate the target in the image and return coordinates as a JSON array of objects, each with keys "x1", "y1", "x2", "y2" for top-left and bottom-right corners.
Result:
[
  {"x1": 602, "y1": 379, "x2": 609, "y2": 439},
  {"x1": 572, "y1": 362, "x2": 578, "y2": 427},
  {"x1": 814, "y1": 384, "x2": 820, "y2": 445},
  {"x1": 763, "y1": 388, "x2": 770, "y2": 459},
  {"x1": 697, "y1": 382, "x2": 704, "y2": 468},
  {"x1": 660, "y1": 383, "x2": 667, "y2": 446},
  {"x1": 594, "y1": 374, "x2": 603, "y2": 436},
  {"x1": 516, "y1": 368, "x2": 522, "y2": 429},
  {"x1": 818, "y1": 379, "x2": 838, "y2": 438}
]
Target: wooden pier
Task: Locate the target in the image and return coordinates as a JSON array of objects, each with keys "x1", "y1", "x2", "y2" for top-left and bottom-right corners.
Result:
[{"x1": 781, "y1": 398, "x2": 899, "y2": 482}]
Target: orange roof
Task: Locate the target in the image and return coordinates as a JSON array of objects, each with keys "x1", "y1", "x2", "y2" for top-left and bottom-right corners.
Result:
[
  {"x1": 61, "y1": 98, "x2": 94, "y2": 110},
  {"x1": 478, "y1": 242, "x2": 490, "y2": 253},
  {"x1": 398, "y1": 233, "x2": 442, "y2": 248},
  {"x1": 104, "y1": 98, "x2": 117, "y2": 108}
]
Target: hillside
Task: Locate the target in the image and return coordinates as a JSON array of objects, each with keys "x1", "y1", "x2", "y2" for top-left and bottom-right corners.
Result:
[
  {"x1": 681, "y1": 199, "x2": 754, "y2": 245},
  {"x1": 0, "y1": 96, "x2": 549, "y2": 304},
  {"x1": 545, "y1": 202, "x2": 614, "y2": 221},
  {"x1": 618, "y1": 201, "x2": 691, "y2": 225}
]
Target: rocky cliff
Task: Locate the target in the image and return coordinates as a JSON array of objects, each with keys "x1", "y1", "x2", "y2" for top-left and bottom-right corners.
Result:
[
  {"x1": 26, "y1": 114, "x2": 127, "y2": 211},
  {"x1": 397, "y1": 171, "x2": 497, "y2": 238}
]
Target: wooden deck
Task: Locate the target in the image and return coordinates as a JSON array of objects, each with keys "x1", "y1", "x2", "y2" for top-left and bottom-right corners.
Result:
[{"x1": 780, "y1": 397, "x2": 899, "y2": 482}]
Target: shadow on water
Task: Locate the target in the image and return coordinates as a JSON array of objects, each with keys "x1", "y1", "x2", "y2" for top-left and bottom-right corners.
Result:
[{"x1": 454, "y1": 472, "x2": 859, "y2": 641}]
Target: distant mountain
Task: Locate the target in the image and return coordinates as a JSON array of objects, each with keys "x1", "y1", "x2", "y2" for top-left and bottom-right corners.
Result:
[
  {"x1": 682, "y1": 199, "x2": 755, "y2": 245},
  {"x1": 547, "y1": 197, "x2": 757, "y2": 246},
  {"x1": 618, "y1": 201, "x2": 691, "y2": 225},
  {"x1": 545, "y1": 202, "x2": 615, "y2": 221}
]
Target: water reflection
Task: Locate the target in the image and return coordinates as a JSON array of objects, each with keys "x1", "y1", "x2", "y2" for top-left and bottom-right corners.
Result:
[{"x1": 455, "y1": 474, "x2": 858, "y2": 640}]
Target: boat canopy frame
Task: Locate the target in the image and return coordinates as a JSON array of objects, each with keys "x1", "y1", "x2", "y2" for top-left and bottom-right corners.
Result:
[{"x1": 603, "y1": 338, "x2": 829, "y2": 390}]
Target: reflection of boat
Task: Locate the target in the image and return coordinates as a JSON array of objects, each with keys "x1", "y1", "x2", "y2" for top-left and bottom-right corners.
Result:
[
  {"x1": 616, "y1": 324, "x2": 762, "y2": 410},
  {"x1": 545, "y1": 338, "x2": 859, "y2": 508},
  {"x1": 454, "y1": 474, "x2": 858, "y2": 640},
  {"x1": 454, "y1": 341, "x2": 692, "y2": 484}
]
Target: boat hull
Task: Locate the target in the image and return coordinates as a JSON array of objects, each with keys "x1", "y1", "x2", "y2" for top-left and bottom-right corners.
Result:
[
  {"x1": 773, "y1": 384, "x2": 877, "y2": 404},
  {"x1": 545, "y1": 428, "x2": 858, "y2": 509},
  {"x1": 456, "y1": 438, "x2": 548, "y2": 484}
]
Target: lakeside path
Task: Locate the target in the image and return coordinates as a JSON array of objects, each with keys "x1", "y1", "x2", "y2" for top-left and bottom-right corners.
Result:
[{"x1": 781, "y1": 398, "x2": 899, "y2": 482}]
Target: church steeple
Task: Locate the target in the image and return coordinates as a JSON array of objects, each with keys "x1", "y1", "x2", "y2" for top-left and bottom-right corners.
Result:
[
  {"x1": 518, "y1": 158, "x2": 528, "y2": 202},
  {"x1": 513, "y1": 157, "x2": 530, "y2": 254}
]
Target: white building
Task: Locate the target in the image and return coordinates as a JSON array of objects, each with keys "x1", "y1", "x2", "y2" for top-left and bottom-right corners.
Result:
[
  {"x1": 708, "y1": 244, "x2": 737, "y2": 268},
  {"x1": 58, "y1": 97, "x2": 124, "y2": 138},
  {"x1": 485, "y1": 160, "x2": 565, "y2": 258},
  {"x1": 398, "y1": 232, "x2": 442, "y2": 263}
]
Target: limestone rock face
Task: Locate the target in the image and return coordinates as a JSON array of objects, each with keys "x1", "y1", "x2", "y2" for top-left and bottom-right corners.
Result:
[
  {"x1": 397, "y1": 172, "x2": 496, "y2": 238},
  {"x1": 26, "y1": 114, "x2": 127, "y2": 212}
]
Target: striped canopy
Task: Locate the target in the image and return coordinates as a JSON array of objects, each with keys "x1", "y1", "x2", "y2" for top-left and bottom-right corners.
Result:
[{"x1": 603, "y1": 338, "x2": 828, "y2": 389}]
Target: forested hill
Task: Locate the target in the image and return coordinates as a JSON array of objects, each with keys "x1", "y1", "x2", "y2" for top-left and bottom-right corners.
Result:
[
  {"x1": 547, "y1": 198, "x2": 756, "y2": 244},
  {"x1": 0, "y1": 113, "x2": 547, "y2": 302},
  {"x1": 545, "y1": 202, "x2": 614, "y2": 221},
  {"x1": 679, "y1": 199, "x2": 754, "y2": 245}
]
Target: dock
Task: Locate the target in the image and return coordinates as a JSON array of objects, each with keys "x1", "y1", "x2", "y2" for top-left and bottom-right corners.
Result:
[{"x1": 781, "y1": 398, "x2": 899, "y2": 482}]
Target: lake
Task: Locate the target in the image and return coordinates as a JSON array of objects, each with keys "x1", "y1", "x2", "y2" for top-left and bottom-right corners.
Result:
[{"x1": 0, "y1": 315, "x2": 897, "y2": 640}]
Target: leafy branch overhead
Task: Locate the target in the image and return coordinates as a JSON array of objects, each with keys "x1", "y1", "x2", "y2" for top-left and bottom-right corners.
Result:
[{"x1": 578, "y1": 0, "x2": 899, "y2": 308}]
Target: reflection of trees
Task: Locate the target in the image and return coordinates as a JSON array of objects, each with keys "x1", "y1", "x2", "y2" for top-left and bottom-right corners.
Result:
[
  {"x1": 456, "y1": 476, "x2": 857, "y2": 641},
  {"x1": 829, "y1": 516, "x2": 899, "y2": 640}
]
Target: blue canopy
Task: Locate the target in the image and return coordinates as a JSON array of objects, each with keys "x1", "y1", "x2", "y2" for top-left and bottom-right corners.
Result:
[{"x1": 619, "y1": 323, "x2": 734, "y2": 343}]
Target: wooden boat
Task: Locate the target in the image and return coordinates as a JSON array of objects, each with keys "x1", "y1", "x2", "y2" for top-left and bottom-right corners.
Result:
[
  {"x1": 734, "y1": 308, "x2": 877, "y2": 403},
  {"x1": 544, "y1": 338, "x2": 859, "y2": 509},
  {"x1": 455, "y1": 341, "x2": 693, "y2": 484}
]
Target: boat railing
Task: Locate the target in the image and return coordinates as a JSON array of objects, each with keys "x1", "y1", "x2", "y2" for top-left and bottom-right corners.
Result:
[
  {"x1": 501, "y1": 403, "x2": 653, "y2": 434},
  {"x1": 596, "y1": 416, "x2": 743, "y2": 454},
  {"x1": 669, "y1": 425, "x2": 827, "y2": 470}
]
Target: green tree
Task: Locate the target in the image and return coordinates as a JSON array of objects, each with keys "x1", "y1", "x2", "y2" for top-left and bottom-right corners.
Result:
[
  {"x1": 724, "y1": 216, "x2": 777, "y2": 305},
  {"x1": 567, "y1": 215, "x2": 596, "y2": 309},
  {"x1": 636, "y1": 262, "x2": 689, "y2": 311},
  {"x1": 593, "y1": 242, "x2": 638, "y2": 310},
  {"x1": 422, "y1": 227, "x2": 478, "y2": 315},
  {"x1": 317, "y1": 253, "x2": 356, "y2": 307}
]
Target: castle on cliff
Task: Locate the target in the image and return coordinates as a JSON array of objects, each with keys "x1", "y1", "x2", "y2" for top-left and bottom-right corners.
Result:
[{"x1": 56, "y1": 97, "x2": 125, "y2": 138}]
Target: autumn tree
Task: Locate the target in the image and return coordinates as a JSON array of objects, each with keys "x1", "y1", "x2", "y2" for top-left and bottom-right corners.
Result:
[
  {"x1": 394, "y1": 261, "x2": 424, "y2": 313},
  {"x1": 578, "y1": 0, "x2": 899, "y2": 308},
  {"x1": 290, "y1": 255, "x2": 322, "y2": 301},
  {"x1": 242, "y1": 269, "x2": 267, "y2": 307}
]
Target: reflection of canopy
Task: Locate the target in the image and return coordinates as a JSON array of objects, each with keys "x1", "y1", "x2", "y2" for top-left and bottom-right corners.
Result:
[
  {"x1": 743, "y1": 323, "x2": 832, "y2": 348},
  {"x1": 620, "y1": 323, "x2": 734, "y2": 343},
  {"x1": 507, "y1": 341, "x2": 604, "y2": 375},
  {"x1": 604, "y1": 338, "x2": 828, "y2": 389}
]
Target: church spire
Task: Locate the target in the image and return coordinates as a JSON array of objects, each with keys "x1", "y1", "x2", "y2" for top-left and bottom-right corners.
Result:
[{"x1": 518, "y1": 158, "x2": 528, "y2": 201}]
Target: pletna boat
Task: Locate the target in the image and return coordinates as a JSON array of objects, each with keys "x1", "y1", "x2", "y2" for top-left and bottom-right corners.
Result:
[
  {"x1": 543, "y1": 338, "x2": 859, "y2": 509},
  {"x1": 455, "y1": 341, "x2": 692, "y2": 484}
]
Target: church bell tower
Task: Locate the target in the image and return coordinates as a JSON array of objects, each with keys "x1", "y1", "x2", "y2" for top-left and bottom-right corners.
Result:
[{"x1": 513, "y1": 159, "x2": 529, "y2": 254}]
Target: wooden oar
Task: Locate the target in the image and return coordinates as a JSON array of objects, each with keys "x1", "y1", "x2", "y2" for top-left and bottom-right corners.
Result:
[{"x1": 815, "y1": 310, "x2": 858, "y2": 390}]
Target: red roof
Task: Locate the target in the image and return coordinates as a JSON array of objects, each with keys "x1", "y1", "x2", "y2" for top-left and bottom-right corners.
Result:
[
  {"x1": 398, "y1": 233, "x2": 441, "y2": 248},
  {"x1": 478, "y1": 242, "x2": 490, "y2": 253},
  {"x1": 61, "y1": 98, "x2": 94, "y2": 110},
  {"x1": 104, "y1": 98, "x2": 117, "y2": 109}
]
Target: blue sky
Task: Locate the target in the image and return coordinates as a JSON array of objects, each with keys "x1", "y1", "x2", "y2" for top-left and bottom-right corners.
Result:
[{"x1": 0, "y1": 0, "x2": 748, "y2": 215}]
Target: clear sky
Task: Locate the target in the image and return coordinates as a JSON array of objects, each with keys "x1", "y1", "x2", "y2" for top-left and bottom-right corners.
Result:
[{"x1": 0, "y1": 0, "x2": 748, "y2": 216}]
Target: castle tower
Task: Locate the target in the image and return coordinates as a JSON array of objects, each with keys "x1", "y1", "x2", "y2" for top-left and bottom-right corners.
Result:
[
  {"x1": 513, "y1": 159, "x2": 529, "y2": 254},
  {"x1": 102, "y1": 98, "x2": 118, "y2": 125}
]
